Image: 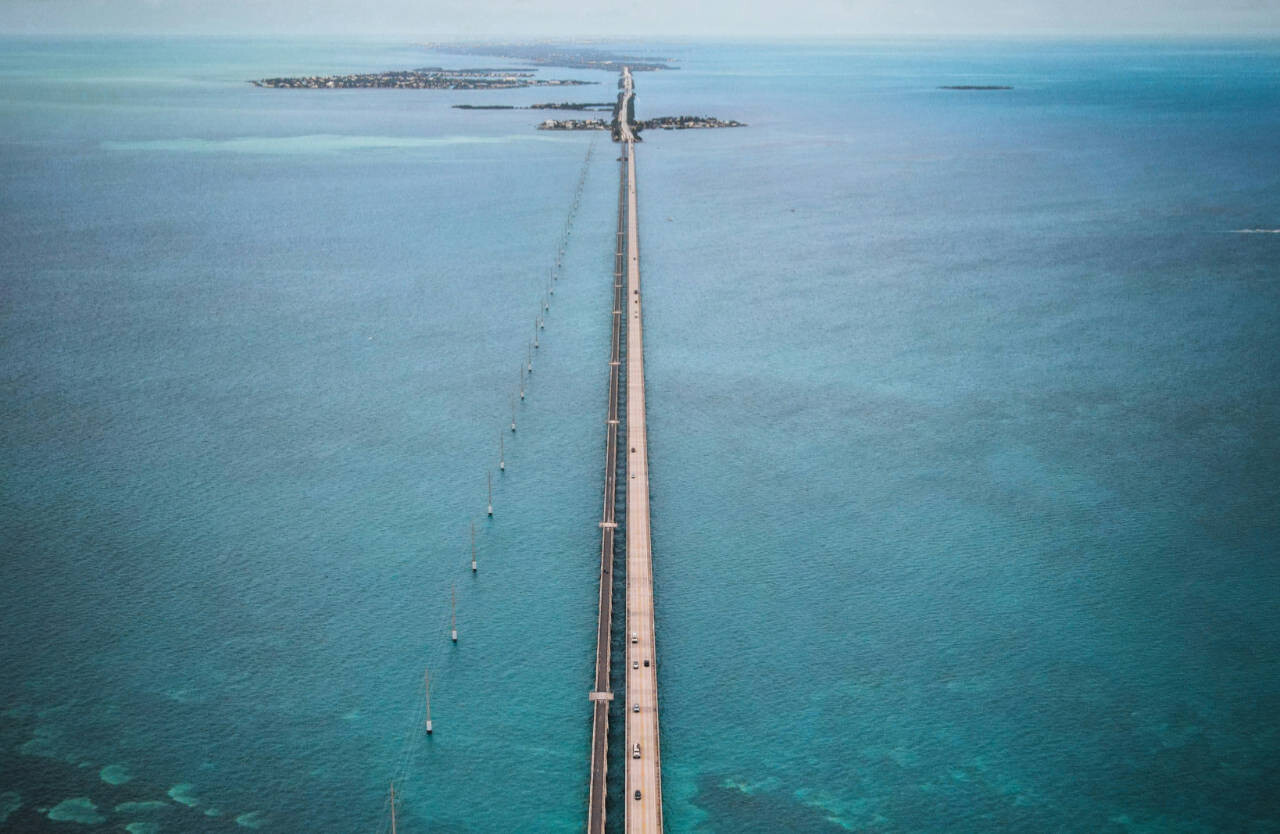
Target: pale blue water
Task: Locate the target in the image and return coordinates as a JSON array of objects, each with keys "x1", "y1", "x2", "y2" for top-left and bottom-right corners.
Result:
[{"x1": 2, "y1": 37, "x2": 1279, "y2": 833}]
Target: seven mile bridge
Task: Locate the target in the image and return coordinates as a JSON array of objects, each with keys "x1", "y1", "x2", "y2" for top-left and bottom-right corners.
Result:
[{"x1": 587, "y1": 66, "x2": 664, "y2": 834}]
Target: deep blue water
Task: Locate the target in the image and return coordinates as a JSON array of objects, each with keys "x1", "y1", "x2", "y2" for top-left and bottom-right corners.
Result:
[{"x1": 2, "y1": 37, "x2": 1279, "y2": 833}]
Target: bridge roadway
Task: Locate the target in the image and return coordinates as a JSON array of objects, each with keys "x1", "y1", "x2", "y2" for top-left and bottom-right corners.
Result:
[
  {"x1": 619, "y1": 66, "x2": 664, "y2": 834},
  {"x1": 617, "y1": 67, "x2": 637, "y2": 144},
  {"x1": 585, "y1": 65, "x2": 662, "y2": 834}
]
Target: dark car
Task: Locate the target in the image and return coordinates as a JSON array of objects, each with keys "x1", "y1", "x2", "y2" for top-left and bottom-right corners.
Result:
[{"x1": 634, "y1": 790, "x2": 642, "y2": 800}]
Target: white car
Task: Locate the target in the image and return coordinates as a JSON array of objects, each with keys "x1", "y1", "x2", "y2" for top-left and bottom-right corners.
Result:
[{"x1": 632, "y1": 743, "x2": 641, "y2": 759}]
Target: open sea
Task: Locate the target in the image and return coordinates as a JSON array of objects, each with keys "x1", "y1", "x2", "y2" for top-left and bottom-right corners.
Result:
[{"x1": 2, "y1": 36, "x2": 1279, "y2": 833}]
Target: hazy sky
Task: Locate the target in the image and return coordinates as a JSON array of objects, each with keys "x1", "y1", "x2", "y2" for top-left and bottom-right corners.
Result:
[{"x1": 2, "y1": 0, "x2": 1278, "y2": 37}]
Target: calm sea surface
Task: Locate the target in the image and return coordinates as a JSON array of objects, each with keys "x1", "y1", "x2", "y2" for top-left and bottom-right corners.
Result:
[{"x1": 1, "y1": 37, "x2": 1278, "y2": 833}]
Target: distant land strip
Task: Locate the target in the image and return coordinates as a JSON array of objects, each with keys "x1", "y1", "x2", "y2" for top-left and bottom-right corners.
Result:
[
  {"x1": 421, "y1": 43, "x2": 677, "y2": 72},
  {"x1": 939, "y1": 85, "x2": 1014, "y2": 90},
  {"x1": 454, "y1": 102, "x2": 616, "y2": 111},
  {"x1": 251, "y1": 68, "x2": 594, "y2": 89}
]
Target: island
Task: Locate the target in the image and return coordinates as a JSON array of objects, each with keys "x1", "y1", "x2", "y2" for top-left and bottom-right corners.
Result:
[
  {"x1": 422, "y1": 43, "x2": 676, "y2": 72},
  {"x1": 538, "y1": 115, "x2": 745, "y2": 133},
  {"x1": 537, "y1": 119, "x2": 611, "y2": 131},
  {"x1": 251, "y1": 68, "x2": 595, "y2": 90},
  {"x1": 530, "y1": 101, "x2": 616, "y2": 110},
  {"x1": 636, "y1": 116, "x2": 746, "y2": 131},
  {"x1": 248, "y1": 53, "x2": 744, "y2": 138}
]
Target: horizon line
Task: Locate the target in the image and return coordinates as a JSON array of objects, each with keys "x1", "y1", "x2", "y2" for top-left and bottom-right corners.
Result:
[{"x1": 3, "y1": 30, "x2": 1280, "y2": 41}]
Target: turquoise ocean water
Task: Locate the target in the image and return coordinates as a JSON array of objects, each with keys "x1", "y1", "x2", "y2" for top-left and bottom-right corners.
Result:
[{"x1": 2, "y1": 37, "x2": 1278, "y2": 832}]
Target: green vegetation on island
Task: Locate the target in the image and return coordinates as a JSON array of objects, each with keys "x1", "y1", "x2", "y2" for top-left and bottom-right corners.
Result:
[
  {"x1": 537, "y1": 119, "x2": 611, "y2": 131},
  {"x1": 636, "y1": 116, "x2": 746, "y2": 131},
  {"x1": 539, "y1": 115, "x2": 745, "y2": 133}
]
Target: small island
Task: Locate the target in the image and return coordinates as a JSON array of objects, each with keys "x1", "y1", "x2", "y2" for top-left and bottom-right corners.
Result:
[
  {"x1": 252, "y1": 68, "x2": 595, "y2": 90},
  {"x1": 538, "y1": 114, "x2": 745, "y2": 133},
  {"x1": 636, "y1": 116, "x2": 746, "y2": 131},
  {"x1": 530, "y1": 101, "x2": 616, "y2": 111},
  {"x1": 538, "y1": 118, "x2": 611, "y2": 131}
]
